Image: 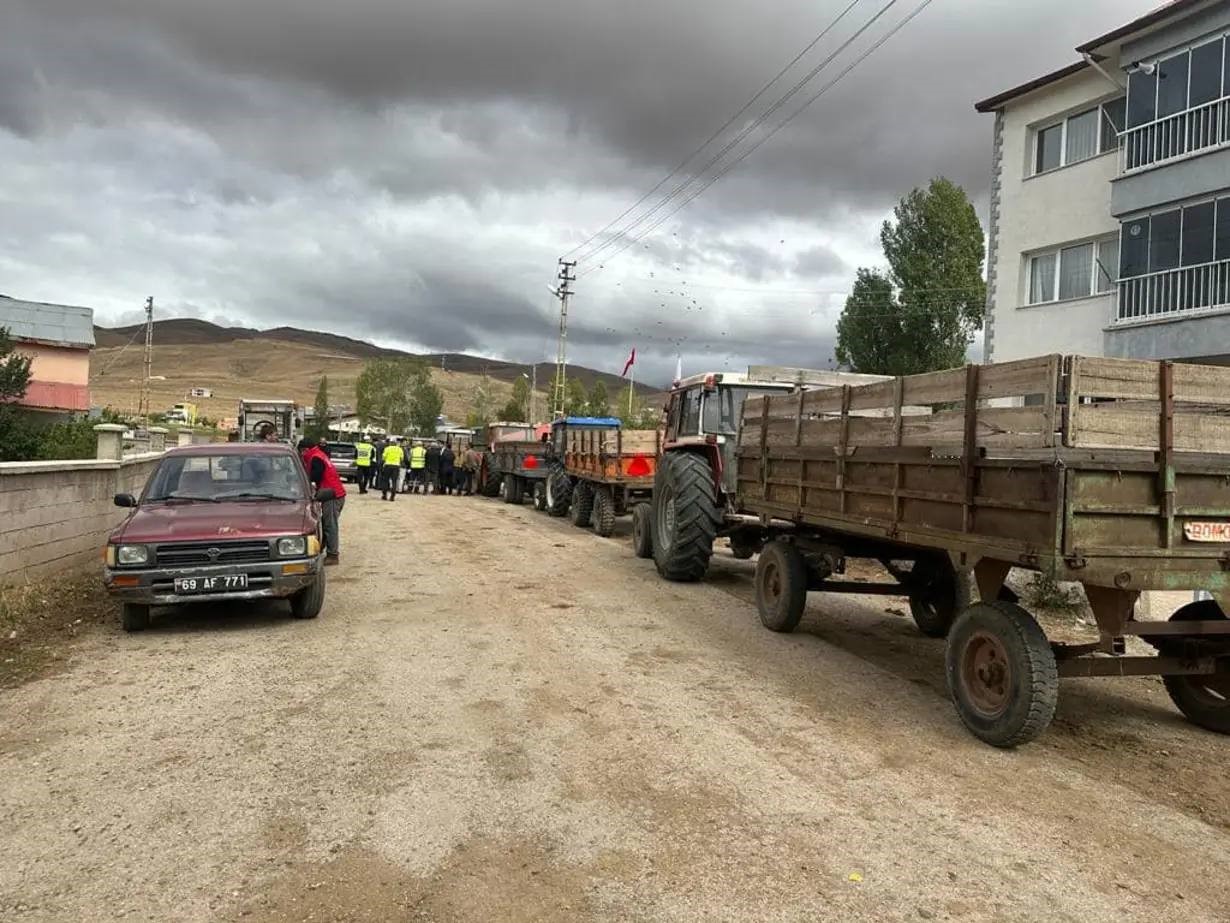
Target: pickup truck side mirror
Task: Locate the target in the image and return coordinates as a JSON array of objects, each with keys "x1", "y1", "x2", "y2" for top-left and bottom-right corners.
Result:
[
  {"x1": 315, "y1": 487, "x2": 336, "y2": 502},
  {"x1": 114, "y1": 493, "x2": 137, "y2": 508}
]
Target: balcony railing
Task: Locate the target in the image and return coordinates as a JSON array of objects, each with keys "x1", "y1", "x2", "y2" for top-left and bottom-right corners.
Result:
[
  {"x1": 1121, "y1": 96, "x2": 1230, "y2": 173},
  {"x1": 1117, "y1": 259, "x2": 1230, "y2": 322}
]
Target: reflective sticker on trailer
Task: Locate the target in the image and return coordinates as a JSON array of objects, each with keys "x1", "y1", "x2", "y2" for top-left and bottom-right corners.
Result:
[{"x1": 1184, "y1": 521, "x2": 1230, "y2": 542}]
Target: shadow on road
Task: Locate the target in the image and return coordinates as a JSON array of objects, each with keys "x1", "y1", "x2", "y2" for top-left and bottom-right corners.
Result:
[{"x1": 144, "y1": 599, "x2": 299, "y2": 634}]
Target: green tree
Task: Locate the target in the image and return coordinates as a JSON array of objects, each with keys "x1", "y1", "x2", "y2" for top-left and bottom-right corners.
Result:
[
  {"x1": 0, "y1": 327, "x2": 37, "y2": 462},
  {"x1": 586, "y1": 380, "x2": 610, "y2": 417},
  {"x1": 465, "y1": 374, "x2": 495, "y2": 428},
  {"x1": 511, "y1": 375, "x2": 531, "y2": 419},
  {"x1": 496, "y1": 399, "x2": 524, "y2": 422},
  {"x1": 307, "y1": 375, "x2": 330, "y2": 440},
  {"x1": 356, "y1": 358, "x2": 416, "y2": 433},
  {"x1": 565, "y1": 378, "x2": 588, "y2": 416},
  {"x1": 408, "y1": 362, "x2": 444, "y2": 436},
  {"x1": 835, "y1": 176, "x2": 986, "y2": 375},
  {"x1": 615, "y1": 385, "x2": 662, "y2": 429}
]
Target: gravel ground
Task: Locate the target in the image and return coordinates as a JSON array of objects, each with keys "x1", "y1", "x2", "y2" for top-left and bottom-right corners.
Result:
[{"x1": 1, "y1": 489, "x2": 1228, "y2": 922}]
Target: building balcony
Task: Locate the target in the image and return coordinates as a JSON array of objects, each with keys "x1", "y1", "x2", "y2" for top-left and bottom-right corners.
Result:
[
  {"x1": 1121, "y1": 96, "x2": 1230, "y2": 174},
  {"x1": 1116, "y1": 259, "x2": 1230, "y2": 323}
]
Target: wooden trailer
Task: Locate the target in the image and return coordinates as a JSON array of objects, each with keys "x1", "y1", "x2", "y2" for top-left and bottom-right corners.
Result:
[
  {"x1": 544, "y1": 417, "x2": 660, "y2": 536},
  {"x1": 484, "y1": 423, "x2": 550, "y2": 506},
  {"x1": 735, "y1": 354, "x2": 1230, "y2": 747}
]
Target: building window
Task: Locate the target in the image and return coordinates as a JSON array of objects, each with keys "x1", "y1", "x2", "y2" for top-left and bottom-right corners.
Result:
[
  {"x1": 1026, "y1": 236, "x2": 1118, "y2": 304},
  {"x1": 1117, "y1": 197, "x2": 1230, "y2": 320},
  {"x1": 1032, "y1": 98, "x2": 1125, "y2": 174},
  {"x1": 1124, "y1": 37, "x2": 1230, "y2": 169}
]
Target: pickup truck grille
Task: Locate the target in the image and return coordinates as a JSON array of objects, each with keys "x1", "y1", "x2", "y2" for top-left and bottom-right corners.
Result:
[{"x1": 155, "y1": 541, "x2": 272, "y2": 566}]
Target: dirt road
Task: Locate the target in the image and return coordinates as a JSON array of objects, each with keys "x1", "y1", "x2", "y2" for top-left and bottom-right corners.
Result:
[{"x1": 2, "y1": 491, "x2": 1229, "y2": 922}]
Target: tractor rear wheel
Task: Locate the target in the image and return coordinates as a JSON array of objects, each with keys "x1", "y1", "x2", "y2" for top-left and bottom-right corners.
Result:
[{"x1": 652, "y1": 452, "x2": 721, "y2": 582}]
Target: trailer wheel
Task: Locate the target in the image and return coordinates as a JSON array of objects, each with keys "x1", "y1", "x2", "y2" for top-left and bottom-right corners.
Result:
[
  {"x1": 546, "y1": 470, "x2": 572, "y2": 517},
  {"x1": 631, "y1": 504, "x2": 653, "y2": 558},
  {"x1": 592, "y1": 486, "x2": 616, "y2": 537},
  {"x1": 533, "y1": 481, "x2": 548, "y2": 511},
  {"x1": 1159, "y1": 601, "x2": 1230, "y2": 734},
  {"x1": 503, "y1": 476, "x2": 523, "y2": 505},
  {"x1": 755, "y1": 541, "x2": 808, "y2": 633},
  {"x1": 481, "y1": 470, "x2": 502, "y2": 498},
  {"x1": 729, "y1": 530, "x2": 762, "y2": 561},
  {"x1": 908, "y1": 559, "x2": 971, "y2": 638},
  {"x1": 121, "y1": 603, "x2": 151, "y2": 633},
  {"x1": 946, "y1": 601, "x2": 1058, "y2": 748},
  {"x1": 652, "y1": 452, "x2": 720, "y2": 582},
  {"x1": 570, "y1": 482, "x2": 594, "y2": 528}
]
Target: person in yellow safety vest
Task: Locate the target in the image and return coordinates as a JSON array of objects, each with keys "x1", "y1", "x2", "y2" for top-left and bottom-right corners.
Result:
[
  {"x1": 380, "y1": 439, "x2": 406, "y2": 502},
  {"x1": 354, "y1": 435, "x2": 376, "y2": 495},
  {"x1": 408, "y1": 440, "x2": 428, "y2": 494}
]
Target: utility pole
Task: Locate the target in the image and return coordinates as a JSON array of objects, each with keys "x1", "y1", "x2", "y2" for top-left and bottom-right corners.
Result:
[
  {"x1": 550, "y1": 260, "x2": 576, "y2": 419},
  {"x1": 137, "y1": 296, "x2": 154, "y2": 424}
]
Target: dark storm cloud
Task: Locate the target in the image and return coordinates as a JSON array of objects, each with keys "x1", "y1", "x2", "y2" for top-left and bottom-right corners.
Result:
[{"x1": 2, "y1": 0, "x2": 1156, "y2": 386}]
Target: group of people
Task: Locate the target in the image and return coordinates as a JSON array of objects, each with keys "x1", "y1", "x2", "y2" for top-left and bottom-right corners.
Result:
[{"x1": 353, "y1": 436, "x2": 484, "y2": 500}]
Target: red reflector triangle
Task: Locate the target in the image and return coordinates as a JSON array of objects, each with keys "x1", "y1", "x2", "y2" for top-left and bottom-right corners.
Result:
[
  {"x1": 523, "y1": 455, "x2": 539, "y2": 469},
  {"x1": 627, "y1": 455, "x2": 650, "y2": 477}
]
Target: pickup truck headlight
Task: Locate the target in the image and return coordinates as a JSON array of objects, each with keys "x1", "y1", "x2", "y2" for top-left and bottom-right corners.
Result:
[
  {"x1": 116, "y1": 545, "x2": 149, "y2": 566},
  {"x1": 276, "y1": 536, "x2": 308, "y2": 557}
]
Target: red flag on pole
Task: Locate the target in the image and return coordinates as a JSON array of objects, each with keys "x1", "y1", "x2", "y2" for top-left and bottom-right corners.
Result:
[{"x1": 621, "y1": 348, "x2": 636, "y2": 377}]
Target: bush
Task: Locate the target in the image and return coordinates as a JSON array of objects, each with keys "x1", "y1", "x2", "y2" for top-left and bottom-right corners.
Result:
[{"x1": 1025, "y1": 565, "x2": 1083, "y2": 614}]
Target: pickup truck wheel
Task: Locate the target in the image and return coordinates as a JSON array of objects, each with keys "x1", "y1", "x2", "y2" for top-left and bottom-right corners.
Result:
[
  {"x1": 946, "y1": 601, "x2": 1058, "y2": 748},
  {"x1": 755, "y1": 540, "x2": 807, "y2": 633},
  {"x1": 546, "y1": 470, "x2": 572, "y2": 517},
  {"x1": 570, "y1": 482, "x2": 594, "y2": 528},
  {"x1": 290, "y1": 570, "x2": 325, "y2": 620},
  {"x1": 652, "y1": 452, "x2": 720, "y2": 582},
  {"x1": 631, "y1": 503, "x2": 653, "y2": 558},
  {"x1": 908, "y1": 558, "x2": 971, "y2": 638},
  {"x1": 592, "y1": 486, "x2": 616, "y2": 537},
  {"x1": 1158, "y1": 601, "x2": 1230, "y2": 734},
  {"x1": 121, "y1": 603, "x2": 151, "y2": 633}
]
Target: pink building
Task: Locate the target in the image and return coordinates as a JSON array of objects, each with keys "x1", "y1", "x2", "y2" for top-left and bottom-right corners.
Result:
[{"x1": 0, "y1": 294, "x2": 94, "y2": 415}]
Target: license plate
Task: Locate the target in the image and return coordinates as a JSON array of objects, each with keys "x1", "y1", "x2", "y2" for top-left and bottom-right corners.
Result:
[
  {"x1": 174, "y1": 574, "x2": 249, "y2": 594},
  {"x1": 1184, "y1": 521, "x2": 1230, "y2": 543}
]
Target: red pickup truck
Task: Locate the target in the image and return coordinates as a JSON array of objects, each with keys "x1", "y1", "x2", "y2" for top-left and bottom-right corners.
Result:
[{"x1": 104, "y1": 443, "x2": 332, "y2": 631}]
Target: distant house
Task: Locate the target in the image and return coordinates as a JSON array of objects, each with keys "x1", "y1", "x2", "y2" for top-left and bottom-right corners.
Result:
[{"x1": 0, "y1": 294, "x2": 94, "y2": 415}]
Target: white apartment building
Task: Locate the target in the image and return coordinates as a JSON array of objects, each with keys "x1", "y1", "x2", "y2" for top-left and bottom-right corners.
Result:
[{"x1": 977, "y1": 0, "x2": 1230, "y2": 366}]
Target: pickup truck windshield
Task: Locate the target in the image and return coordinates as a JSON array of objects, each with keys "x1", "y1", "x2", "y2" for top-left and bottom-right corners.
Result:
[{"x1": 145, "y1": 454, "x2": 307, "y2": 502}]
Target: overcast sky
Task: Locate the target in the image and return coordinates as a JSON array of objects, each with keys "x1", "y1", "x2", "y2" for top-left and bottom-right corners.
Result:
[{"x1": 1, "y1": 0, "x2": 1156, "y2": 386}]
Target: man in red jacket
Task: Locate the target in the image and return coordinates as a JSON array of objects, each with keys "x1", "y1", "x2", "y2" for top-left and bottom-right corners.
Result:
[{"x1": 298, "y1": 438, "x2": 347, "y2": 565}]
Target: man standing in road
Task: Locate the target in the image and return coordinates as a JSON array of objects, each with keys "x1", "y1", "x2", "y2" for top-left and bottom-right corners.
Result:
[
  {"x1": 354, "y1": 434, "x2": 375, "y2": 494},
  {"x1": 438, "y1": 441, "x2": 455, "y2": 496},
  {"x1": 380, "y1": 438, "x2": 405, "y2": 502},
  {"x1": 461, "y1": 444, "x2": 482, "y2": 495},
  {"x1": 298, "y1": 437, "x2": 346, "y2": 565},
  {"x1": 425, "y1": 440, "x2": 442, "y2": 494},
  {"x1": 408, "y1": 439, "x2": 428, "y2": 493}
]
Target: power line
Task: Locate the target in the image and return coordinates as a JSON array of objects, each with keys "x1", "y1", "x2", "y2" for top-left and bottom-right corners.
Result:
[
  {"x1": 577, "y1": 0, "x2": 906, "y2": 269},
  {"x1": 579, "y1": 0, "x2": 936, "y2": 279},
  {"x1": 561, "y1": 0, "x2": 865, "y2": 263}
]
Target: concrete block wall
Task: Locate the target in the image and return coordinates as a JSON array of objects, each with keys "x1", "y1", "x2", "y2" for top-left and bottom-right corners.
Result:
[{"x1": 0, "y1": 454, "x2": 163, "y2": 583}]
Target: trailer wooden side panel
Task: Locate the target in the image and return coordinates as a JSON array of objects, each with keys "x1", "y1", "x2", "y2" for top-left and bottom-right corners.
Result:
[
  {"x1": 562, "y1": 427, "x2": 659, "y2": 485},
  {"x1": 736, "y1": 354, "x2": 1230, "y2": 593}
]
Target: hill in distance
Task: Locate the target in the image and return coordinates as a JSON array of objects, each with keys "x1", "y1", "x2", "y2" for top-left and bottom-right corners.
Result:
[{"x1": 90, "y1": 318, "x2": 660, "y2": 424}]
